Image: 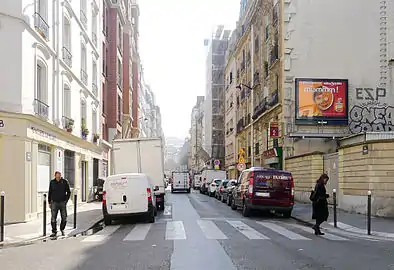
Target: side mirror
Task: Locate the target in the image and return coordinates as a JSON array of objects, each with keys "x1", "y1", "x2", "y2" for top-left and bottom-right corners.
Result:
[{"x1": 154, "y1": 186, "x2": 159, "y2": 191}]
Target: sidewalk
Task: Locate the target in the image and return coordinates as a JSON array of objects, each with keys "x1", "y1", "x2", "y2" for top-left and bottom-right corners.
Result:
[
  {"x1": 292, "y1": 202, "x2": 394, "y2": 238},
  {"x1": 1, "y1": 202, "x2": 103, "y2": 246}
]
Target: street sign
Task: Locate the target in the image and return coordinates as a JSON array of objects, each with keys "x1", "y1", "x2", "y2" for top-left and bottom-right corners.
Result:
[
  {"x1": 270, "y1": 122, "x2": 280, "y2": 138},
  {"x1": 237, "y1": 163, "x2": 246, "y2": 171},
  {"x1": 214, "y1": 165, "x2": 220, "y2": 170},
  {"x1": 214, "y1": 159, "x2": 220, "y2": 166},
  {"x1": 238, "y1": 148, "x2": 246, "y2": 156},
  {"x1": 238, "y1": 156, "x2": 245, "y2": 164}
]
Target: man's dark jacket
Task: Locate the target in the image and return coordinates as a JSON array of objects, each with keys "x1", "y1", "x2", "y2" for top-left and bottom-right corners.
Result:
[{"x1": 48, "y1": 178, "x2": 71, "y2": 203}]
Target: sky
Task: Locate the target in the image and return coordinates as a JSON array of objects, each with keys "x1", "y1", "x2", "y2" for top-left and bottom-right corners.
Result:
[{"x1": 138, "y1": 0, "x2": 240, "y2": 139}]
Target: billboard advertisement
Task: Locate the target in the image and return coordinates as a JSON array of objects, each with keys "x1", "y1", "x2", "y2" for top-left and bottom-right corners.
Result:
[{"x1": 295, "y1": 78, "x2": 348, "y2": 125}]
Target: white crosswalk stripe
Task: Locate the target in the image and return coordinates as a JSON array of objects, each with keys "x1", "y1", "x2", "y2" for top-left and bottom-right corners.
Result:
[
  {"x1": 79, "y1": 219, "x2": 358, "y2": 243},
  {"x1": 197, "y1": 220, "x2": 228, "y2": 240},
  {"x1": 81, "y1": 225, "x2": 121, "y2": 243},
  {"x1": 286, "y1": 223, "x2": 349, "y2": 241},
  {"x1": 227, "y1": 220, "x2": 269, "y2": 240},
  {"x1": 123, "y1": 224, "x2": 152, "y2": 241},
  {"x1": 257, "y1": 221, "x2": 311, "y2": 240},
  {"x1": 165, "y1": 221, "x2": 186, "y2": 240}
]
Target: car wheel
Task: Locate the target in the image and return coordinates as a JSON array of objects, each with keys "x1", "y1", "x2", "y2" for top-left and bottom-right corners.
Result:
[
  {"x1": 282, "y1": 210, "x2": 292, "y2": 218},
  {"x1": 104, "y1": 217, "x2": 111, "y2": 226},
  {"x1": 147, "y1": 211, "x2": 155, "y2": 223},
  {"x1": 221, "y1": 196, "x2": 226, "y2": 203},
  {"x1": 242, "y1": 202, "x2": 251, "y2": 217},
  {"x1": 227, "y1": 196, "x2": 231, "y2": 206},
  {"x1": 231, "y1": 199, "x2": 237, "y2": 210},
  {"x1": 154, "y1": 207, "x2": 158, "y2": 216}
]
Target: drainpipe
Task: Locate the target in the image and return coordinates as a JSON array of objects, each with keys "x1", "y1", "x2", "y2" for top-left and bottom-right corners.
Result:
[
  {"x1": 250, "y1": 24, "x2": 254, "y2": 166},
  {"x1": 55, "y1": 0, "x2": 60, "y2": 124}
]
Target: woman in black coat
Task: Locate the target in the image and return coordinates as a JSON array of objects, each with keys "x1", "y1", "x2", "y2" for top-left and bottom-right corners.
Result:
[{"x1": 312, "y1": 173, "x2": 329, "y2": 235}]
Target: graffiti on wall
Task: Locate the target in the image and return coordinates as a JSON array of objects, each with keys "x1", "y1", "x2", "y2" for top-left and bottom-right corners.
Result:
[{"x1": 349, "y1": 87, "x2": 394, "y2": 133}]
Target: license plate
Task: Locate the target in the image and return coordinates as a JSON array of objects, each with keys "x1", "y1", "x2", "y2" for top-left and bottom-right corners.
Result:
[
  {"x1": 256, "y1": 192, "x2": 270, "y2": 197},
  {"x1": 156, "y1": 197, "x2": 162, "y2": 201},
  {"x1": 110, "y1": 204, "x2": 127, "y2": 210}
]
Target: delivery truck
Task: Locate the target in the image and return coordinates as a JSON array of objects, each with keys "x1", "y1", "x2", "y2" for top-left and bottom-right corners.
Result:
[{"x1": 111, "y1": 138, "x2": 166, "y2": 210}]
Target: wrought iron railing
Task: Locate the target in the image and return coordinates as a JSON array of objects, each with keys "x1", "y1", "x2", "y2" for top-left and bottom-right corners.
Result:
[
  {"x1": 92, "y1": 82, "x2": 98, "y2": 96},
  {"x1": 92, "y1": 32, "x2": 97, "y2": 47},
  {"x1": 62, "y1": 47, "x2": 72, "y2": 67},
  {"x1": 62, "y1": 116, "x2": 74, "y2": 130},
  {"x1": 33, "y1": 12, "x2": 49, "y2": 41},
  {"x1": 33, "y1": 99, "x2": 49, "y2": 119},
  {"x1": 80, "y1": 69, "x2": 88, "y2": 85},
  {"x1": 80, "y1": 10, "x2": 87, "y2": 30},
  {"x1": 252, "y1": 89, "x2": 279, "y2": 120}
]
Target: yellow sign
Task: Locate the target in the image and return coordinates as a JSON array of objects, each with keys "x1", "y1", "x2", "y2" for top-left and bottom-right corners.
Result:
[
  {"x1": 238, "y1": 156, "x2": 245, "y2": 163},
  {"x1": 238, "y1": 148, "x2": 246, "y2": 156}
]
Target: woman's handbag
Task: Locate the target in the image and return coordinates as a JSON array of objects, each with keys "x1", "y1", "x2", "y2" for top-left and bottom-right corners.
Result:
[{"x1": 309, "y1": 189, "x2": 316, "y2": 202}]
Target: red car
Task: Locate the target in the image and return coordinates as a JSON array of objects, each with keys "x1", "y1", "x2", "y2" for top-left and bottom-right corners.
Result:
[{"x1": 230, "y1": 167, "x2": 294, "y2": 218}]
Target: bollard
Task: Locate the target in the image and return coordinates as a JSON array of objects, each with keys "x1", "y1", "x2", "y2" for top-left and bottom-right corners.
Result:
[
  {"x1": 43, "y1": 194, "x2": 47, "y2": 237},
  {"x1": 73, "y1": 192, "x2": 77, "y2": 229},
  {"x1": 0, "y1": 191, "x2": 5, "y2": 242},
  {"x1": 333, "y1": 189, "x2": 337, "y2": 228},
  {"x1": 367, "y1": 190, "x2": 372, "y2": 235}
]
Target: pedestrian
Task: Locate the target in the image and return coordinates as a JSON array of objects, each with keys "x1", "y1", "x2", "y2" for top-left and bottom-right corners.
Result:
[
  {"x1": 310, "y1": 173, "x2": 329, "y2": 235},
  {"x1": 48, "y1": 171, "x2": 71, "y2": 237}
]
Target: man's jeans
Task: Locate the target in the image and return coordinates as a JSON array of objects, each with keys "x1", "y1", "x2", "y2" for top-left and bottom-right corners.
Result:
[{"x1": 51, "y1": 201, "x2": 67, "y2": 233}]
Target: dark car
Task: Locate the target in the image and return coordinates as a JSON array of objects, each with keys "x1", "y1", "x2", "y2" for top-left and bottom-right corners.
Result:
[
  {"x1": 222, "y1": 179, "x2": 237, "y2": 205},
  {"x1": 230, "y1": 167, "x2": 294, "y2": 218}
]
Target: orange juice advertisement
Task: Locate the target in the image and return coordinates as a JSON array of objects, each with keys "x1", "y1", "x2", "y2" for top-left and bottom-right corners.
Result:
[{"x1": 296, "y1": 79, "x2": 347, "y2": 119}]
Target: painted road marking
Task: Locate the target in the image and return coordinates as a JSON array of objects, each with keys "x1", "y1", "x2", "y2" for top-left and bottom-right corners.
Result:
[
  {"x1": 81, "y1": 225, "x2": 121, "y2": 243},
  {"x1": 227, "y1": 220, "x2": 269, "y2": 240},
  {"x1": 287, "y1": 223, "x2": 349, "y2": 241},
  {"x1": 123, "y1": 224, "x2": 152, "y2": 241},
  {"x1": 165, "y1": 221, "x2": 186, "y2": 240},
  {"x1": 164, "y1": 206, "x2": 172, "y2": 216},
  {"x1": 257, "y1": 222, "x2": 311, "y2": 240},
  {"x1": 329, "y1": 221, "x2": 394, "y2": 238},
  {"x1": 197, "y1": 220, "x2": 228, "y2": 240}
]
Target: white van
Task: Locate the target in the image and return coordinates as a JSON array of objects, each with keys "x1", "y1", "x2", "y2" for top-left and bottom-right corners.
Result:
[
  {"x1": 193, "y1": 174, "x2": 202, "y2": 189},
  {"x1": 171, "y1": 171, "x2": 190, "y2": 193},
  {"x1": 102, "y1": 173, "x2": 158, "y2": 225}
]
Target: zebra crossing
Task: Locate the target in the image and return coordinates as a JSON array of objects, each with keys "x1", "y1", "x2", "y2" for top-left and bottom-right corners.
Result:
[{"x1": 81, "y1": 219, "x2": 352, "y2": 243}]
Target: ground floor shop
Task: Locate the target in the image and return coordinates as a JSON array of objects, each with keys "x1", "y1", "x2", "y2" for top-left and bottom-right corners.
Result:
[{"x1": 0, "y1": 112, "x2": 105, "y2": 223}]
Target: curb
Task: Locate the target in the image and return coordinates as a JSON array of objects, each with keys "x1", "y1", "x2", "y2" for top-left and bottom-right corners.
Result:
[{"x1": 0, "y1": 216, "x2": 104, "y2": 250}]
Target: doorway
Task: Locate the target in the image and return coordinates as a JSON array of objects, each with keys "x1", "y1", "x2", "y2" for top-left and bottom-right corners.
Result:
[
  {"x1": 81, "y1": 161, "x2": 87, "y2": 202},
  {"x1": 93, "y1": 158, "x2": 99, "y2": 186}
]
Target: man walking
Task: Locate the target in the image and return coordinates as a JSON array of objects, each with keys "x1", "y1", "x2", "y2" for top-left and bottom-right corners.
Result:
[{"x1": 48, "y1": 171, "x2": 71, "y2": 237}]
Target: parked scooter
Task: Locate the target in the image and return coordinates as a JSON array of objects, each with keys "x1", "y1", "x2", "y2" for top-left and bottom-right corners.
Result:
[{"x1": 95, "y1": 178, "x2": 105, "y2": 201}]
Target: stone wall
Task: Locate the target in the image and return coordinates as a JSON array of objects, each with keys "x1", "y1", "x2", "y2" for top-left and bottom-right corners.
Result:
[{"x1": 285, "y1": 152, "x2": 324, "y2": 202}]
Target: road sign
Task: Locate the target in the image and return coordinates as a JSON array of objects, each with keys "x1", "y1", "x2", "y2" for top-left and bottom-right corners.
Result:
[
  {"x1": 214, "y1": 159, "x2": 220, "y2": 166},
  {"x1": 214, "y1": 165, "x2": 220, "y2": 170},
  {"x1": 237, "y1": 163, "x2": 246, "y2": 171},
  {"x1": 238, "y1": 148, "x2": 246, "y2": 156},
  {"x1": 238, "y1": 156, "x2": 245, "y2": 164}
]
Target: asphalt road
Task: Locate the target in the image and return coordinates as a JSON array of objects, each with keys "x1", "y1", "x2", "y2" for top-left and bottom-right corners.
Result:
[{"x1": 1, "y1": 190, "x2": 394, "y2": 270}]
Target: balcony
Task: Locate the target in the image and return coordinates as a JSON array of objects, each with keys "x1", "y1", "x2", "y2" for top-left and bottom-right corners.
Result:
[
  {"x1": 92, "y1": 32, "x2": 97, "y2": 47},
  {"x1": 237, "y1": 118, "x2": 245, "y2": 134},
  {"x1": 80, "y1": 69, "x2": 88, "y2": 85},
  {"x1": 92, "y1": 82, "x2": 98, "y2": 96},
  {"x1": 80, "y1": 10, "x2": 87, "y2": 30},
  {"x1": 33, "y1": 99, "x2": 49, "y2": 120},
  {"x1": 252, "y1": 89, "x2": 279, "y2": 120},
  {"x1": 270, "y1": 45, "x2": 279, "y2": 66},
  {"x1": 33, "y1": 13, "x2": 49, "y2": 41},
  {"x1": 62, "y1": 47, "x2": 72, "y2": 68},
  {"x1": 62, "y1": 116, "x2": 74, "y2": 132}
]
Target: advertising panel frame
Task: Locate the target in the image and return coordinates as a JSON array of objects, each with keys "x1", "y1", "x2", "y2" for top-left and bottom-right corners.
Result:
[{"x1": 295, "y1": 78, "x2": 349, "y2": 125}]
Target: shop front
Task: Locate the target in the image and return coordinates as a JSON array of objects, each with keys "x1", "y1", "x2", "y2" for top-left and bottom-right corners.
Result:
[
  {"x1": 263, "y1": 147, "x2": 283, "y2": 170},
  {"x1": 0, "y1": 112, "x2": 103, "y2": 223}
]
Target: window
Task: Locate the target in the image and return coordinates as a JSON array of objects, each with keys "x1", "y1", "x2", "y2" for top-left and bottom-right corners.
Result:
[
  {"x1": 64, "y1": 150, "x2": 75, "y2": 187},
  {"x1": 102, "y1": 82, "x2": 105, "y2": 113},
  {"x1": 35, "y1": 61, "x2": 49, "y2": 119},
  {"x1": 102, "y1": 0, "x2": 108, "y2": 36},
  {"x1": 81, "y1": 44, "x2": 88, "y2": 84},
  {"x1": 92, "y1": 110, "x2": 97, "y2": 134},
  {"x1": 117, "y1": 58, "x2": 122, "y2": 88},
  {"x1": 92, "y1": 13, "x2": 98, "y2": 47},
  {"x1": 92, "y1": 61, "x2": 97, "y2": 86},
  {"x1": 36, "y1": 0, "x2": 48, "y2": 20},
  {"x1": 34, "y1": 0, "x2": 49, "y2": 40},
  {"x1": 118, "y1": 22, "x2": 123, "y2": 51},
  {"x1": 102, "y1": 43, "x2": 107, "y2": 76},
  {"x1": 62, "y1": 17, "x2": 72, "y2": 67},
  {"x1": 63, "y1": 85, "x2": 71, "y2": 118},
  {"x1": 117, "y1": 95, "x2": 122, "y2": 123},
  {"x1": 36, "y1": 64, "x2": 43, "y2": 100}
]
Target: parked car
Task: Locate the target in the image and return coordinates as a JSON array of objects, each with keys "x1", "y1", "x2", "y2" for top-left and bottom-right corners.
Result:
[
  {"x1": 222, "y1": 179, "x2": 237, "y2": 205},
  {"x1": 230, "y1": 167, "x2": 294, "y2": 218},
  {"x1": 215, "y1": 180, "x2": 229, "y2": 200},
  {"x1": 102, "y1": 173, "x2": 158, "y2": 225},
  {"x1": 208, "y1": 178, "x2": 223, "y2": 197}
]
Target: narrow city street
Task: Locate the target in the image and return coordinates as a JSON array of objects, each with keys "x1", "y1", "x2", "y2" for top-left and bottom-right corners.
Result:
[{"x1": 1, "y1": 190, "x2": 393, "y2": 270}]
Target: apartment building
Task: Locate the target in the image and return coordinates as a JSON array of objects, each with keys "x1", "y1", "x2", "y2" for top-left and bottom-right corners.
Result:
[
  {"x1": 233, "y1": 0, "x2": 281, "y2": 175},
  {"x1": 203, "y1": 26, "x2": 231, "y2": 169},
  {"x1": 101, "y1": 0, "x2": 139, "y2": 144},
  {"x1": 189, "y1": 96, "x2": 205, "y2": 173},
  {"x1": 224, "y1": 31, "x2": 238, "y2": 179},
  {"x1": 0, "y1": 0, "x2": 104, "y2": 223}
]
